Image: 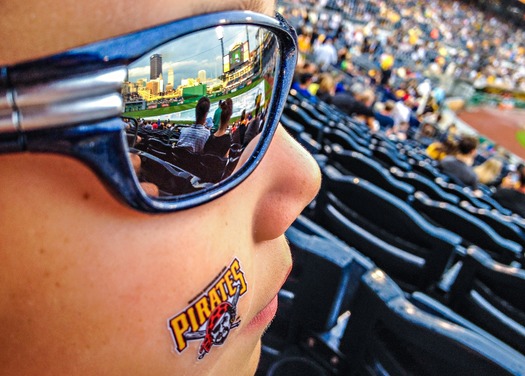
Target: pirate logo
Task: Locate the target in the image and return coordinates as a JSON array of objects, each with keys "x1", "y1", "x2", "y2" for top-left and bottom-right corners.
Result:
[
  {"x1": 184, "y1": 281, "x2": 242, "y2": 359},
  {"x1": 168, "y1": 258, "x2": 247, "y2": 360}
]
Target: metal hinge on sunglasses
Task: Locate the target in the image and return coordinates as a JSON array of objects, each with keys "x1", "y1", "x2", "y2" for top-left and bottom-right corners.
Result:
[{"x1": 0, "y1": 67, "x2": 126, "y2": 133}]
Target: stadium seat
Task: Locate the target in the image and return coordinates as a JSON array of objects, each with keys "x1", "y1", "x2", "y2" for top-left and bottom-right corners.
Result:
[
  {"x1": 370, "y1": 144, "x2": 412, "y2": 171},
  {"x1": 337, "y1": 268, "x2": 525, "y2": 375},
  {"x1": 409, "y1": 159, "x2": 450, "y2": 181},
  {"x1": 284, "y1": 226, "x2": 374, "y2": 335},
  {"x1": 459, "y1": 201, "x2": 525, "y2": 250},
  {"x1": 260, "y1": 222, "x2": 374, "y2": 366},
  {"x1": 447, "y1": 246, "x2": 525, "y2": 355},
  {"x1": 390, "y1": 167, "x2": 460, "y2": 205},
  {"x1": 435, "y1": 179, "x2": 493, "y2": 210},
  {"x1": 412, "y1": 192, "x2": 523, "y2": 265},
  {"x1": 283, "y1": 104, "x2": 324, "y2": 143},
  {"x1": 135, "y1": 150, "x2": 198, "y2": 195},
  {"x1": 330, "y1": 149, "x2": 414, "y2": 201},
  {"x1": 322, "y1": 128, "x2": 373, "y2": 157},
  {"x1": 314, "y1": 165, "x2": 461, "y2": 291},
  {"x1": 410, "y1": 291, "x2": 524, "y2": 355}
]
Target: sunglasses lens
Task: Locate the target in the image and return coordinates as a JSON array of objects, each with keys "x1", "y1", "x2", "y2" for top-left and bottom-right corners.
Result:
[{"x1": 122, "y1": 25, "x2": 280, "y2": 199}]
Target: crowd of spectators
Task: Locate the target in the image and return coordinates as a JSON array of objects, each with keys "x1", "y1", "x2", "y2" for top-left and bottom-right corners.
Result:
[
  {"x1": 279, "y1": 0, "x2": 525, "y2": 217},
  {"x1": 281, "y1": 0, "x2": 525, "y2": 92}
]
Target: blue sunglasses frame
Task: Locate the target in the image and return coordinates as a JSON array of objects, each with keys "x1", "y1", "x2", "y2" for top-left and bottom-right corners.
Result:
[{"x1": 0, "y1": 11, "x2": 298, "y2": 213}]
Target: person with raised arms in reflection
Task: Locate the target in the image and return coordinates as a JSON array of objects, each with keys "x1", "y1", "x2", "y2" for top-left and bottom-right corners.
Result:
[
  {"x1": 203, "y1": 98, "x2": 233, "y2": 157},
  {"x1": 232, "y1": 108, "x2": 248, "y2": 146},
  {"x1": 176, "y1": 96, "x2": 211, "y2": 153},
  {"x1": 0, "y1": 1, "x2": 321, "y2": 375}
]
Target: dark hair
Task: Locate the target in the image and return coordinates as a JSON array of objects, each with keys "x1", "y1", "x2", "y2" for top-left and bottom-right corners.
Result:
[
  {"x1": 457, "y1": 136, "x2": 478, "y2": 155},
  {"x1": 195, "y1": 96, "x2": 211, "y2": 124},
  {"x1": 220, "y1": 98, "x2": 233, "y2": 125},
  {"x1": 518, "y1": 164, "x2": 525, "y2": 187},
  {"x1": 299, "y1": 73, "x2": 313, "y2": 85}
]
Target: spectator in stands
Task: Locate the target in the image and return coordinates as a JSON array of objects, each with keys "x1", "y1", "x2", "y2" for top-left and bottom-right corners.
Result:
[
  {"x1": 232, "y1": 108, "x2": 248, "y2": 145},
  {"x1": 473, "y1": 157, "x2": 503, "y2": 186},
  {"x1": 426, "y1": 138, "x2": 457, "y2": 161},
  {"x1": 176, "y1": 96, "x2": 211, "y2": 153},
  {"x1": 415, "y1": 122, "x2": 437, "y2": 146},
  {"x1": 244, "y1": 111, "x2": 262, "y2": 148},
  {"x1": 203, "y1": 98, "x2": 233, "y2": 157},
  {"x1": 291, "y1": 72, "x2": 318, "y2": 103},
  {"x1": 293, "y1": 60, "x2": 317, "y2": 84},
  {"x1": 316, "y1": 73, "x2": 378, "y2": 131},
  {"x1": 313, "y1": 36, "x2": 337, "y2": 71},
  {"x1": 212, "y1": 99, "x2": 223, "y2": 133},
  {"x1": 493, "y1": 168, "x2": 525, "y2": 217},
  {"x1": 0, "y1": 0, "x2": 321, "y2": 374},
  {"x1": 439, "y1": 135, "x2": 479, "y2": 189}
]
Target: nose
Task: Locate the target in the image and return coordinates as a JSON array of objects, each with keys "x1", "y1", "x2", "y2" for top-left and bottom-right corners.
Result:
[{"x1": 250, "y1": 125, "x2": 321, "y2": 241}]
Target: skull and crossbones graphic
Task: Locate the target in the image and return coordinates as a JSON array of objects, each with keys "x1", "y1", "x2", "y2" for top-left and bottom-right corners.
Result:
[{"x1": 183, "y1": 281, "x2": 242, "y2": 359}]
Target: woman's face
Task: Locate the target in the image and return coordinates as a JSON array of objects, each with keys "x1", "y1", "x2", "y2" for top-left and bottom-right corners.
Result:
[{"x1": 0, "y1": 1, "x2": 321, "y2": 375}]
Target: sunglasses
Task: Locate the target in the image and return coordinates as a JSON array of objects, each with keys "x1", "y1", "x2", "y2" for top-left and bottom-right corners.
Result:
[{"x1": 0, "y1": 11, "x2": 297, "y2": 213}]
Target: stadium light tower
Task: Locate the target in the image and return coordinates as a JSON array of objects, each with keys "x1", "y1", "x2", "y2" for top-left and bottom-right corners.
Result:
[{"x1": 215, "y1": 26, "x2": 225, "y2": 75}]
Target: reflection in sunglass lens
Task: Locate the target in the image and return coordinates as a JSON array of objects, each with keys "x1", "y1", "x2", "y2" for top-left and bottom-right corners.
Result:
[{"x1": 121, "y1": 25, "x2": 279, "y2": 199}]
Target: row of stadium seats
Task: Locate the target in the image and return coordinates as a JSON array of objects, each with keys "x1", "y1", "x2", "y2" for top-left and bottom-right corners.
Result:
[
  {"x1": 257, "y1": 217, "x2": 525, "y2": 375},
  {"x1": 257, "y1": 89, "x2": 525, "y2": 375}
]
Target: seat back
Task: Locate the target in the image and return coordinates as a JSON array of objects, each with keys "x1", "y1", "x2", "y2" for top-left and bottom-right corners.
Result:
[
  {"x1": 331, "y1": 150, "x2": 414, "y2": 201},
  {"x1": 460, "y1": 201, "x2": 525, "y2": 249},
  {"x1": 314, "y1": 166, "x2": 461, "y2": 291},
  {"x1": 390, "y1": 167, "x2": 460, "y2": 205},
  {"x1": 284, "y1": 226, "x2": 374, "y2": 336},
  {"x1": 283, "y1": 104, "x2": 324, "y2": 142},
  {"x1": 371, "y1": 145, "x2": 412, "y2": 171},
  {"x1": 436, "y1": 179, "x2": 493, "y2": 210},
  {"x1": 136, "y1": 151, "x2": 197, "y2": 195},
  {"x1": 448, "y1": 246, "x2": 525, "y2": 354},
  {"x1": 413, "y1": 192, "x2": 523, "y2": 264},
  {"x1": 410, "y1": 160, "x2": 450, "y2": 181},
  {"x1": 323, "y1": 128, "x2": 372, "y2": 157},
  {"x1": 339, "y1": 268, "x2": 525, "y2": 376}
]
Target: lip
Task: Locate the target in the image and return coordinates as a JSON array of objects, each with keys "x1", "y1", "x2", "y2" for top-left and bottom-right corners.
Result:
[
  {"x1": 245, "y1": 264, "x2": 292, "y2": 331},
  {"x1": 245, "y1": 294, "x2": 279, "y2": 330}
]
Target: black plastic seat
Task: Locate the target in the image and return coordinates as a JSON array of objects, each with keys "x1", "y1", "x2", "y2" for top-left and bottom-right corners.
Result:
[
  {"x1": 314, "y1": 166, "x2": 461, "y2": 292},
  {"x1": 460, "y1": 201, "x2": 525, "y2": 250},
  {"x1": 371, "y1": 144, "x2": 412, "y2": 171},
  {"x1": 330, "y1": 150, "x2": 414, "y2": 201},
  {"x1": 329, "y1": 123, "x2": 370, "y2": 147},
  {"x1": 390, "y1": 167, "x2": 460, "y2": 205},
  {"x1": 280, "y1": 113, "x2": 304, "y2": 138},
  {"x1": 170, "y1": 147, "x2": 228, "y2": 183},
  {"x1": 296, "y1": 99, "x2": 331, "y2": 126},
  {"x1": 413, "y1": 192, "x2": 523, "y2": 265},
  {"x1": 448, "y1": 246, "x2": 525, "y2": 355},
  {"x1": 337, "y1": 268, "x2": 525, "y2": 375},
  {"x1": 134, "y1": 150, "x2": 198, "y2": 195},
  {"x1": 409, "y1": 159, "x2": 450, "y2": 181},
  {"x1": 322, "y1": 128, "x2": 372, "y2": 157},
  {"x1": 435, "y1": 179, "x2": 493, "y2": 210},
  {"x1": 283, "y1": 104, "x2": 324, "y2": 143},
  {"x1": 262, "y1": 222, "x2": 374, "y2": 355},
  {"x1": 284, "y1": 226, "x2": 374, "y2": 337}
]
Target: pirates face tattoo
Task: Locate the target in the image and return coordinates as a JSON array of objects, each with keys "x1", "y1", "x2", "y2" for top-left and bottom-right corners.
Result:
[{"x1": 168, "y1": 258, "x2": 247, "y2": 359}]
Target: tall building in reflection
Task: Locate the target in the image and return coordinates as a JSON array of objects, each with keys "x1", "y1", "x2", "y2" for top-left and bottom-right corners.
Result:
[
  {"x1": 167, "y1": 68, "x2": 174, "y2": 86},
  {"x1": 150, "y1": 54, "x2": 162, "y2": 80},
  {"x1": 198, "y1": 70, "x2": 206, "y2": 83}
]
